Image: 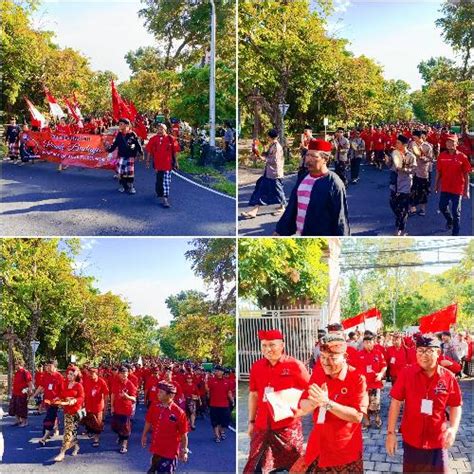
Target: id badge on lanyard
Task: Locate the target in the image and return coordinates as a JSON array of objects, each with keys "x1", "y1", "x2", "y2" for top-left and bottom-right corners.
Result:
[
  {"x1": 421, "y1": 399, "x2": 433, "y2": 415},
  {"x1": 263, "y1": 386, "x2": 274, "y2": 402}
]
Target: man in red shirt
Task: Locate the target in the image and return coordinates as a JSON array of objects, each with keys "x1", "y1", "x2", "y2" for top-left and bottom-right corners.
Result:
[
  {"x1": 182, "y1": 374, "x2": 200, "y2": 430},
  {"x1": 141, "y1": 381, "x2": 189, "y2": 473},
  {"x1": 82, "y1": 367, "x2": 109, "y2": 447},
  {"x1": 385, "y1": 333, "x2": 411, "y2": 385},
  {"x1": 356, "y1": 334, "x2": 387, "y2": 429},
  {"x1": 206, "y1": 365, "x2": 234, "y2": 443},
  {"x1": 145, "y1": 123, "x2": 180, "y2": 208},
  {"x1": 8, "y1": 358, "x2": 33, "y2": 427},
  {"x1": 34, "y1": 359, "x2": 64, "y2": 446},
  {"x1": 111, "y1": 366, "x2": 138, "y2": 454},
  {"x1": 373, "y1": 126, "x2": 386, "y2": 170},
  {"x1": 145, "y1": 366, "x2": 162, "y2": 408},
  {"x1": 244, "y1": 329, "x2": 310, "y2": 473},
  {"x1": 435, "y1": 134, "x2": 471, "y2": 236},
  {"x1": 386, "y1": 335, "x2": 462, "y2": 473},
  {"x1": 291, "y1": 333, "x2": 368, "y2": 473}
]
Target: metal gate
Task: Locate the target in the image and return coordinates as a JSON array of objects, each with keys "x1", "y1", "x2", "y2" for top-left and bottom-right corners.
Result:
[{"x1": 238, "y1": 306, "x2": 328, "y2": 380}]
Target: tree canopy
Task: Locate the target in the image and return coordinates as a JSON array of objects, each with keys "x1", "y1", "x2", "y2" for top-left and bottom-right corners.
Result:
[
  {"x1": 340, "y1": 239, "x2": 474, "y2": 331},
  {"x1": 238, "y1": 238, "x2": 329, "y2": 308}
]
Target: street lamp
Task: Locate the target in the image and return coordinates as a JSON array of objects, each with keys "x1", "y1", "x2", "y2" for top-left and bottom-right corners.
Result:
[
  {"x1": 31, "y1": 340, "x2": 40, "y2": 382},
  {"x1": 209, "y1": 0, "x2": 217, "y2": 159}
]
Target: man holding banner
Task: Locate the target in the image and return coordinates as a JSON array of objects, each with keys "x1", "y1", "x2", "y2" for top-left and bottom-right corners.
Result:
[{"x1": 107, "y1": 118, "x2": 143, "y2": 194}]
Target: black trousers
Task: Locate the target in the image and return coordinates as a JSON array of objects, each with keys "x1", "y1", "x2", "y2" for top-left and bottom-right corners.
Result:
[
  {"x1": 120, "y1": 176, "x2": 134, "y2": 191},
  {"x1": 390, "y1": 192, "x2": 410, "y2": 232}
]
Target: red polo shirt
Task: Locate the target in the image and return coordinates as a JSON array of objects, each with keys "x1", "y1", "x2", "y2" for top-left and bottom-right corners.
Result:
[
  {"x1": 355, "y1": 349, "x2": 387, "y2": 389},
  {"x1": 436, "y1": 151, "x2": 471, "y2": 195},
  {"x1": 112, "y1": 378, "x2": 137, "y2": 416},
  {"x1": 12, "y1": 368, "x2": 32, "y2": 396},
  {"x1": 60, "y1": 382, "x2": 84, "y2": 415},
  {"x1": 83, "y1": 377, "x2": 109, "y2": 413},
  {"x1": 207, "y1": 377, "x2": 232, "y2": 408},
  {"x1": 373, "y1": 132, "x2": 386, "y2": 151},
  {"x1": 385, "y1": 345, "x2": 410, "y2": 380},
  {"x1": 42, "y1": 371, "x2": 64, "y2": 401},
  {"x1": 249, "y1": 355, "x2": 310, "y2": 430},
  {"x1": 303, "y1": 365, "x2": 368, "y2": 468},
  {"x1": 145, "y1": 374, "x2": 162, "y2": 403},
  {"x1": 145, "y1": 134, "x2": 179, "y2": 171},
  {"x1": 390, "y1": 364, "x2": 462, "y2": 449},
  {"x1": 128, "y1": 372, "x2": 139, "y2": 389},
  {"x1": 146, "y1": 401, "x2": 189, "y2": 458},
  {"x1": 182, "y1": 382, "x2": 199, "y2": 399}
]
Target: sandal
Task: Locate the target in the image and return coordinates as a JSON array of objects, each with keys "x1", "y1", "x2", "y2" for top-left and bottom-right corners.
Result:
[
  {"x1": 241, "y1": 212, "x2": 257, "y2": 219},
  {"x1": 214, "y1": 437, "x2": 221, "y2": 443},
  {"x1": 272, "y1": 209, "x2": 285, "y2": 216}
]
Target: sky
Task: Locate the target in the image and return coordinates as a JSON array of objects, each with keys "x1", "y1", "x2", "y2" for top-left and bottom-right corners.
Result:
[
  {"x1": 32, "y1": 1, "x2": 156, "y2": 82},
  {"x1": 326, "y1": 0, "x2": 458, "y2": 90},
  {"x1": 69, "y1": 238, "x2": 209, "y2": 326}
]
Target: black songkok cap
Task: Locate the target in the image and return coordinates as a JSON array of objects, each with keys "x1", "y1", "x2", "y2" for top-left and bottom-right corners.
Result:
[
  {"x1": 327, "y1": 323, "x2": 343, "y2": 332},
  {"x1": 118, "y1": 118, "x2": 131, "y2": 125},
  {"x1": 397, "y1": 134, "x2": 409, "y2": 145}
]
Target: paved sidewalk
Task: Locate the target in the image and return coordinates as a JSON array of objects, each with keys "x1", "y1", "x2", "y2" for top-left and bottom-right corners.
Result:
[{"x1": 238, "y1": 379, "x2": 473, "y2": 473}]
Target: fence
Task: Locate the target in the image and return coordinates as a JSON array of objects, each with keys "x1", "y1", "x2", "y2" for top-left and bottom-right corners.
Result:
[{"x1": 238, "y1": 306, "x2": 328, "y2": 380}]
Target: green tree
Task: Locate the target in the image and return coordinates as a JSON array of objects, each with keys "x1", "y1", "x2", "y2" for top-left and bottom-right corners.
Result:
[
  {"x1": 185, "y1": 238, "x2": 236, "y2": 313},
  {"x1": 238, "y1": 238, "x2": 329, "y2": 308}
]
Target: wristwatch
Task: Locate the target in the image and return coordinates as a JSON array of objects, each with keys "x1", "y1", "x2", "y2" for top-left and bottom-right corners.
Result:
[{"x1": 324, "y1": 401, "x2": 334, "y2": 411}]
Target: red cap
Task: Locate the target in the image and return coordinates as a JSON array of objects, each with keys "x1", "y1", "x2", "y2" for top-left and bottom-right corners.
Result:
[
  {"x1": 308, "y1": 138, "x2": 332, "y2": 152},
  {"x1": 258, "y1": 329, "x2": 284, "y2": 341},
  {"x1": 445, "y1": 133, "x2": 458, "y2": 141}
]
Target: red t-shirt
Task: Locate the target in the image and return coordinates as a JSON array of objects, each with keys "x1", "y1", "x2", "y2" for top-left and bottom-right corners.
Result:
[
  {"x1": 42, "y1": 371, "x2": 64, "y2": 401},
  {"x1": 182, "y1": 382, "x2": 200, "y2": 399},
  {"x1": 145, "y1": 374, "x2": 161, "y2": 403},
  {"x1": 207, "y1": 378, "x2": 232, "y2": 408},
  {"x1": 83, "y1": 377, "x2": 109, "y2": 413},
  {"x1": 112, "y1": 378, "x2": 137, "y2": 416},
  {"x1": 436, "y1": 151, "x2": 471, "y2": 195},
  {"x1": 35, "y1": 371, "x2": 44, "y2": 389},
  {"x1": 146, "y1": 401, "x2": 189, "y2": 458},
  {"x1": 145, "y1": 134, "x2": 179, "y2": 171},
  {"x1": 373, "y1": 132, "x2": 386, "y2": 151},
  {"x1": 385, "y1": 345, "x2": 410, "y2": 379},
  {"x1": 355, "y1": 349, "x2": 387, "y2": 389},
  {"x1": 60, "y1": 382, "x2": 84, "y2": 415},
  {"x1": 13, "y1": 368, "x2": 32, "y2": 396},
  {"x1": 128, "y1": 372, "x2": 139, "y2": 389},
  {"x1": 302, "y1": 365, "x2": 368, "y2": 468},
  {"x1": 438, "y1": 354, "x2": 462, "y2": 374},
  {"x1": 361, "y1": 130, "x2": 374, "y2": 151},
  {"x1": 249, "y1": 355, "x2": 310, "y2": 430},
  {"x1": 390, "y1": 364, "x2": 462, "y2": 449}
]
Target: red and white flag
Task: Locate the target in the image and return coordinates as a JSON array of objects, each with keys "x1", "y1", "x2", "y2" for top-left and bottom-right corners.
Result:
[
  {"x1": 342, "y1": 307, "x2": 382, "y2": 330},
  {"x1": 25, "y1": 97, "x2": 47, "y2": 128},
  {"x1": 44, "y1": 88, "x2": 65, "y2": 119},
  {"x1": 64, "y1": 97, "x2": 83, "y2": 128}
]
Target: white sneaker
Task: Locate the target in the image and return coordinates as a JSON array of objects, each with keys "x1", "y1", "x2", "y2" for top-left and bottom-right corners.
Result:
[
  {"x1": 118, "y1": 187, "x2": 125, "y2": 193},
  {"x1": 129, "y1": 187, "x2": 136, "y2": 194}
]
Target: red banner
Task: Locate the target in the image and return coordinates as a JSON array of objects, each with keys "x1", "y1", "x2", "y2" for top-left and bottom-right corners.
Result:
[
  {"x1": 342, "y1": 307, "x2": 381, "y2": 329},
  {"x1": 419, "y1": 304, "x2": 457, "y2": 334},
  {"x1": 25, "y1": 131, "x2": 118, "y2": 170}
]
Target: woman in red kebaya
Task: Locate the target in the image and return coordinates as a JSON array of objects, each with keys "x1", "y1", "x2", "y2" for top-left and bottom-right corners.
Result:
[
  {"x1": 53, "y1": 366, "x2": 85, "y2": 462},
  {"x1": 111, "y1": 366, "x2": 137, "y2": 454},
  {"x1": 9, "y1": 358, "x2": 33, "y2": 427},
  {"x1": 82, "y1": 367, "x2": 109, "y2": 447}
]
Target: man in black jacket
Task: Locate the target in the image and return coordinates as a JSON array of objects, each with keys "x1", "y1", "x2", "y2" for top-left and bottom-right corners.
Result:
[
  {"x1": 275, "y1": 138, "x2": 350, "y2": 236},
  {"x1": 107, "y1": 118, "x2": 143, "y2": 194}
]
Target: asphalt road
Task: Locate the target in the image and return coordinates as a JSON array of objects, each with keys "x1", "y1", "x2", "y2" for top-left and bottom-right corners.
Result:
[
  {"x1": 238, "y1": 163, "x2": 473, "y2": 236},
  {"x1": 0, "y1": 159, "x2": 236, "y2": 236},
  {"x1": 1, "y1": 403, "x2": 236, "y2": 473}
]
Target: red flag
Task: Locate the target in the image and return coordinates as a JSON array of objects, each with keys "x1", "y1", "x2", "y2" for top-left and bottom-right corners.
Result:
[
  {"x1": 111, "y1": 80, "x2": 132, "y2": 121},
  {"x1": 134, "y1": 114, "x2": 148, "y2": 140},
  {"x1": 127, "y1": 100, "x2": 138, "y2": 122},
  {"x1": 25, "y1": 97, "x2": 47, "y2": 128},
  {"x1": 342, "y1": 307, "x2": 381, "y2": 329},
  {"x1": 419, "y1": 304, "x2": 457, "y2": 334}
]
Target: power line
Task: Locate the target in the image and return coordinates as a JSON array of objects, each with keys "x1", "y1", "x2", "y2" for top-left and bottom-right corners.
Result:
[{"x1": 341, "y1": 260, "x2": 462, "y2": 271}]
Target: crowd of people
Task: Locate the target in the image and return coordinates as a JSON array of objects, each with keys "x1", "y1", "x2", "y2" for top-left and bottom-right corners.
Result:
[
  {"x1": 242, "y1": 122, "x2": 472, "y2": 236},
  {"x1": 244, "y1": 326, "x2": 473, "y2": 474},
  {"x1": 8, "y1": 357, "x2": 236, "y2": 472}
]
